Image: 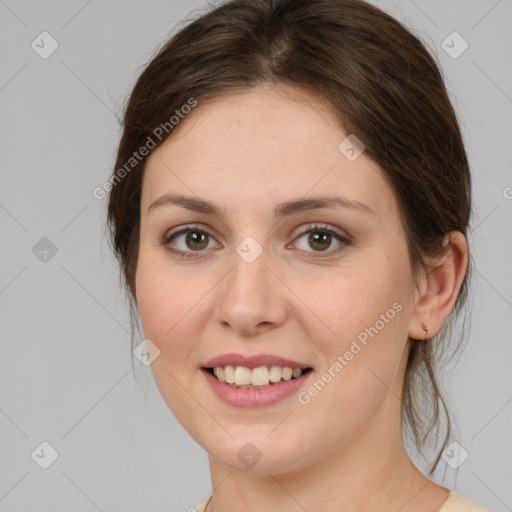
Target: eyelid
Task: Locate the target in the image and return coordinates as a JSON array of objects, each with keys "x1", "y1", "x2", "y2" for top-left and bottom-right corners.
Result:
[
  {"x1": 292, "y1": 223, "x2": 351, "y2": 242},
  {"x1": 163, "y1": 223, "x2": 222, "y2": 244}
]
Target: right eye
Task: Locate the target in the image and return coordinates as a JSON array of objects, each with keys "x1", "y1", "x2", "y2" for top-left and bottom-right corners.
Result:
[{"x1": 161, "y1": 226, "x2": 221, "y2": 258}]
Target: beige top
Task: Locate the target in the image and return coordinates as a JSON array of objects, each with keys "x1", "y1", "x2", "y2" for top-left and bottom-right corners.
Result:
[{"x1": 193, "y1": 491, "x2": 488, "y2": 511}]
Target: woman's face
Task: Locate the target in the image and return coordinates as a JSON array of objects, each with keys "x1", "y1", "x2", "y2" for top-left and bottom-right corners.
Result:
[{"x1": 136, "y1": 85, "x2": 421, "y2": 474}]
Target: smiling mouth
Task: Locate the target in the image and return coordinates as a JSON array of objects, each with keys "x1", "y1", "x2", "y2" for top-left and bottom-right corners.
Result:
[{"x1": 203, "y1": 365, "x2": 313, "y2": 389}]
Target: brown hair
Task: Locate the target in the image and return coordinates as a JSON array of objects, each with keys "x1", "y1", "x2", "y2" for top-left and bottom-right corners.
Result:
[{"x1": 106, "y1": 0, "x2": 472, "y2": 475}]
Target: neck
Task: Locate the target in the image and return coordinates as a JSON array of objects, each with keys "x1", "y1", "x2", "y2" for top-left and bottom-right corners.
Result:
[{"x1": 205, "y1": 418, "x2": 448, "y2": 512}]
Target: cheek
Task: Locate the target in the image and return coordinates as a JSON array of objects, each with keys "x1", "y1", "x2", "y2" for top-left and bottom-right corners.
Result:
[
  {"x1": 134, "y1": 251, "x2": 206, "y2": 421},
  {"x1": 134, "y1": 250, "x2": 207, "y2": 374},
  {"x1": 136, "y1": 247, "x2": 200, "y2": 337},
  {"x1": 303, "y1": 260, "x2": 410, "y2": 352},
  {"x1": 297, "y1": 260, "x2": 411, "y2": 413}
]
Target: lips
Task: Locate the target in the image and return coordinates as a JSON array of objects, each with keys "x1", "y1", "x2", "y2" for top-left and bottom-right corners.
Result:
[
  {"x1": 202, "y1": 353, "x2": 312, "y2": 370},
  {"x1": 202, "y1": 363, "x2": 314, "y2": 407}
]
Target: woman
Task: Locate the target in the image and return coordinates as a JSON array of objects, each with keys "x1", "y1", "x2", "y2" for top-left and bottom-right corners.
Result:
[{"x1": 106, "y1": 0, "x2": 487, "y2": 510}]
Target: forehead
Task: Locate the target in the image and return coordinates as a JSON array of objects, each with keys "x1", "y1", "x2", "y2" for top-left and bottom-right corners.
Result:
[{"x1": 141, "y1": 85, "x2": 393, "y2": 219}]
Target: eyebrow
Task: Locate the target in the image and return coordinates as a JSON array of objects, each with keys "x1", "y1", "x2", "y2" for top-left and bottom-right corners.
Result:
[{"x1": 146, "y1": 192, "x2": 375, "y2": 219}]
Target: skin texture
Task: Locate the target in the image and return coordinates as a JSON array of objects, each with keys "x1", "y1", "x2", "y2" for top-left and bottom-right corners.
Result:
[{"x1": 135, "y1": 85, "x2": 468, "y2": 511}]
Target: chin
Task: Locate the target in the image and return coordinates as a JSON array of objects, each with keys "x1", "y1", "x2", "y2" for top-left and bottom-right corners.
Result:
[{"x1": 203, "y1": 434, "x2": 309, "y2": 475}]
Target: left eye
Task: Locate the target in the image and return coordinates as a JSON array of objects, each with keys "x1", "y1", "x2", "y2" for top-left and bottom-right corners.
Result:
[{"x1": 291, "y1": 225, "x2": 350, "y2": 255}]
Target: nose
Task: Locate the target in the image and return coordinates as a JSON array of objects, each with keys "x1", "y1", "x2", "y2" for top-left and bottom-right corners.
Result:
[{"x1": 213, "y1": 246, "x2": 288, "y2": 336}]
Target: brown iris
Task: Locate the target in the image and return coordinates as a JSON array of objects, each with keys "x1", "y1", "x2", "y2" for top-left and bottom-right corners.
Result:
[
  {"x1": 186, "y1": 230, "x2": 209, "y2": 251},
  {"x1": 308, "y1": 231, "x2": 331, "y2": 251}
]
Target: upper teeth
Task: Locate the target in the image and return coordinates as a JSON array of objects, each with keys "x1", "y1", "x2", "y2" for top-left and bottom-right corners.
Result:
[{"x1": 213, "y1": 365, "x2": 304, "y2": 386}]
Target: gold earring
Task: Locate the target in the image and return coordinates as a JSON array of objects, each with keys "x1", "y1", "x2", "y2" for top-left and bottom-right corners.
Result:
[{"x1": 421, "y1": 323, "x2": 429, "y2": 339}]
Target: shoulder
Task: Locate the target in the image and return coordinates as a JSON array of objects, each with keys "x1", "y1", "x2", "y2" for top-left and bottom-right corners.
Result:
[
  {"x1": 192, "y1": 494, "x2": 212, "y2": 512},
  {"x1": 439, "y1": 491, "x2": 488, "y2": 512}
]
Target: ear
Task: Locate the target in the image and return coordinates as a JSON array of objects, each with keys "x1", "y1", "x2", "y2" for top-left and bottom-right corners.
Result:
[{"x1": 408, "y1": 231, "x2": 469, "y2": 340}]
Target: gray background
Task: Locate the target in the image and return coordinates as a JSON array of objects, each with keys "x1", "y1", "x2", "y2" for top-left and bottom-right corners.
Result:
[{"x1": 1, "y1": 0, "x2": 511, "y2": 511}]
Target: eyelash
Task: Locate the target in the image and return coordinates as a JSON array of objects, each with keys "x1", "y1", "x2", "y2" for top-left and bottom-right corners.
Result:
[{"x1": 160, "y1": 223, "x2": 352, "y2": 259}]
